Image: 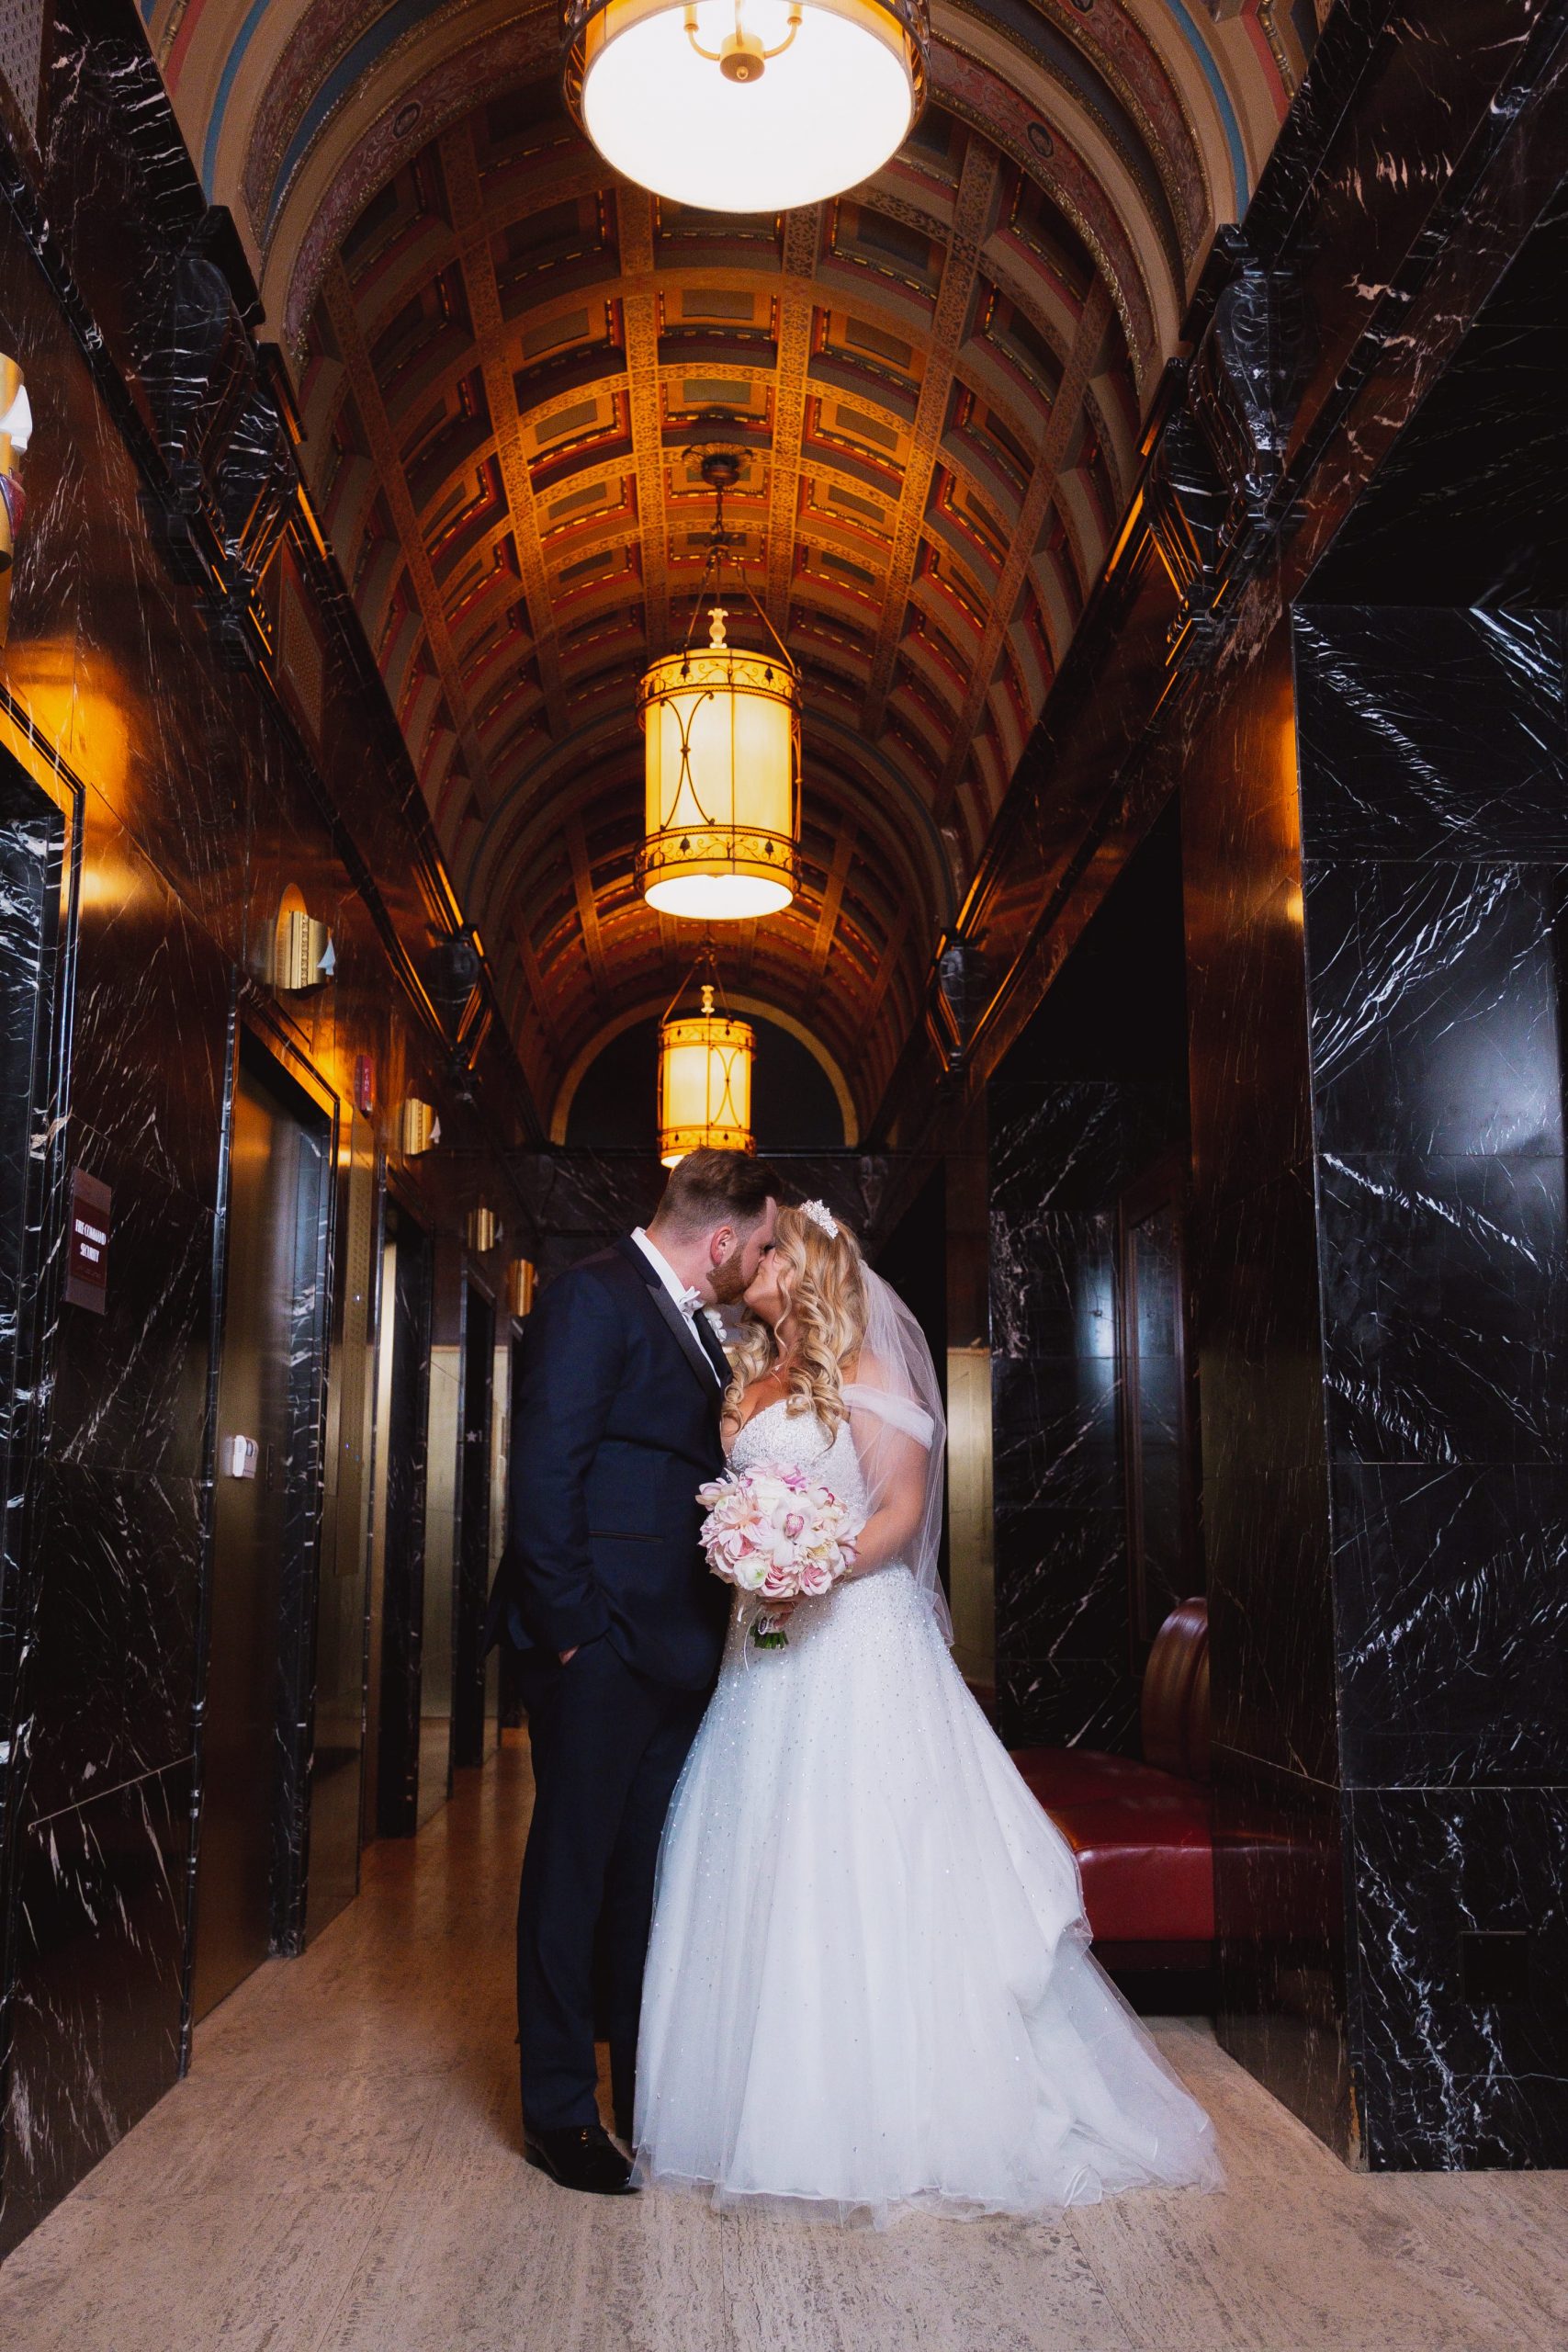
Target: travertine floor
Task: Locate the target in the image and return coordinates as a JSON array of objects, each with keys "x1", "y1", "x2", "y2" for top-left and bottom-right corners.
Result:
[{"x1": 2, "y1": 1741, "x2": 1565, "y2": 2352}]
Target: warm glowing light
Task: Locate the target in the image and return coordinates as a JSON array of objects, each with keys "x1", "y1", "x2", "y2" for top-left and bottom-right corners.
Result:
[
  {"x1": 638, "y1": 603, "x2": 798, "y2": 920},
  {"x1": 566, "y1": 0, "x2": 926, "y2": 212},
  {"x1": 659, "y1": 983, "x2": 754, "y2": 1163},
  {"x1": 2, "y1": 639, "x2": 134, "y2": 807}
]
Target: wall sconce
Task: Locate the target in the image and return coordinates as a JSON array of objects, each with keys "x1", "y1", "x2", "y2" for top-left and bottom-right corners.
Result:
[
  {"x1": 272, "y1": 885, "x2": 335, "y2": 991},
  {"x1": 506, "y1": 1259, "x2": 536, "y2": 1318},
  {"x1": 466, "y1": 1204, "x2": 499, "y2": 1253},
  {"x1": 400, "y1": 1098, "x2": 440, "y2": 1156},
  {"x1": 0, "y1": 355, "x2": 33, "y2": 651}
]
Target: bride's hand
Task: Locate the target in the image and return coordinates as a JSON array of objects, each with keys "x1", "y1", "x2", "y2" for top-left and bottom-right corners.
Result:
[{"x1": 761, "y1": 1594, "x2": 800, "y2": 1626}]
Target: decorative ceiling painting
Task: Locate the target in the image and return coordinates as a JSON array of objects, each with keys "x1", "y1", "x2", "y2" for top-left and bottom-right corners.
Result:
[{"x1": 142, "y1": 0, "x2": 1328, "y2": 1137}]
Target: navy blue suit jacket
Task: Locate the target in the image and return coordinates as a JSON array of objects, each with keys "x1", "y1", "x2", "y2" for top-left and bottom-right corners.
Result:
[{"x1": 485, "y1": 1236, "x2": 731, "y2": 1690}]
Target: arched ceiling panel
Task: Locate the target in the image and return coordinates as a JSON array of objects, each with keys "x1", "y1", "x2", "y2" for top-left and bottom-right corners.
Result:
[{"x1": 146, "y1": 0, "x2": 1329, "y2": 1122}]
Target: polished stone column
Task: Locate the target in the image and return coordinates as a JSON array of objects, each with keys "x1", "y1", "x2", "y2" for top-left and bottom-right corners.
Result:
[
  {"x1": 1181, "y1": 612, "x2": 1348, "y2": 2154},
  {"x1": 1294, "y1": 602, "x2": 1568, "y2": 2170}
]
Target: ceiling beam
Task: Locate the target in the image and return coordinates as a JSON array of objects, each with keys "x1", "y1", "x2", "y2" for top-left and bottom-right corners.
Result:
[
  {"x1": 765, "y1": 204, "x2": 821, "y2": 633},
  {"x1": 862, "y1": 900, "x2": 915, "y2": 1093},
  {"x1": 439, "y1": 122, "x2": 570, "y2": 735},
  {"x1": 933, "y1": 280, "x2": 1114, "y2": 814},
  {"x1": 617, "y1": 187, "x2": 672, "y2": 653},
  {"x1": 862, "y1": 136, "x2": 1001, "y2": 735},
  {"x1": 807, "y1": 822, "x2": 857, "y2": 1002},
  {"x1": 324, "y1": 259, "x2": 498, "y2": 814},
  {"x1": 511, "y1": 916, "x2": 570, "y2": 1072},
  {"x1": 565, "y1": 812, "x2": 611, "y2": 998}
]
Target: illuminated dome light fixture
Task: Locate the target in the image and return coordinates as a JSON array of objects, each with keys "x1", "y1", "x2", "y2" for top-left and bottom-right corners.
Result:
[
  {"x1": 563, "y1": 0, "x2": 927, "y2": 213},
  {"x1": 658, "y1": 961, "x2": 755, "y2": 1166},
  {"x1": 637, "y1": 448, "x2": 799, "y2": 922}
]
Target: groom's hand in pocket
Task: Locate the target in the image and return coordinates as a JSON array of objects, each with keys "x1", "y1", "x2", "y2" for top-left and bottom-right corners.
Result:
[{"x1": 558, "y1": 1647, "x2": 579, "y2": 1665}]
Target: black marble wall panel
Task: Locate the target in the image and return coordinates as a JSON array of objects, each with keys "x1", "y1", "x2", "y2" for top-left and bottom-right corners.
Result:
[
  {"x1": 1294, "y1": 601, "x2": 1568, "y2": 2170},
  {"x1": 987, "y1": 810, "x2": 1193, "y2": 1754},
  {"x1": 2, "y1": 1760, "x2": 189, "y2": 2252},
  {"x1": 0, "y1": 40, "x2": 517, "y2": 2256},
  {"x1": 1346, "y1": 1784, "x2": 1568, "y2": 2170},
  {"x1": 991, "y1": 1089, "x2": 1155, "y2": 1753}
]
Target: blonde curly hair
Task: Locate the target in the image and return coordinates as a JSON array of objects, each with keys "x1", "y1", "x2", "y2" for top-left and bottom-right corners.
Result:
[{"x1": 725, "y1": 1204, "x2": 866, "y2": 1437}]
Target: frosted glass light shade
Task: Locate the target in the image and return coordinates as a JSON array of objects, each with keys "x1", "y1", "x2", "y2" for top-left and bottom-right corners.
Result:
[
  {"x1": 567, "y1": 0, "x2": 924, "y2": 213},
  {"x1": 659, "y1": 994, "x2": 754, "y2": 1164},
  {"x1": 637, "y1": 619, "x2": 799, "y2": 920}
]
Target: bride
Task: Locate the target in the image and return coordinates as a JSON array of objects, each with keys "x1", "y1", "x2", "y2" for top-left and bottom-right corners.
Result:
[{"x1": 633, "y1": 1201, "x2": 1223, "y2": 2223}]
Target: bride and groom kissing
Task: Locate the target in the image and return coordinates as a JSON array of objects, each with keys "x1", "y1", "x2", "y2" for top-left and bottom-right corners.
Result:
[{"x1": 484, "y1": 1150, "x2": 1221, "y2": 2222}]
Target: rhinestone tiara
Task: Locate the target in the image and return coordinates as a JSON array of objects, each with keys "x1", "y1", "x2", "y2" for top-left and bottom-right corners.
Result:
[{"x1": 799, "y1": 1198, "x2": 839, "y2": 1239}]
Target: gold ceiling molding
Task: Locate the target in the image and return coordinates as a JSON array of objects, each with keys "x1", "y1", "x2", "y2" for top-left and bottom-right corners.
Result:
[
  {"x1": 942, "y1": 0, "x2": 1206, "y2": 272},
  {"x1": 934, "y1": 277, "x2": 1114, "y2": 813},
  {"x1": 863, "y1": 132, "x2": 1000, "y2": 732},
  {"x1": 927, "y1": 40, "x2": 1161, "y2": 383},
  {"x1": 439, "y1": 117, "x2": 569, "y2": 729},
  {"x1": 134, "y1": 0, "x2": 1317, "y2": 1121},
  {"x1": 763, "y1": 204, "x2": 821, "y2": 633},
  {"x1": 618, "y1": 187, "x2": 673, "y2": 652},
  {"x1": 323, "y1": 260, "x2": 497, "y2": 812}
]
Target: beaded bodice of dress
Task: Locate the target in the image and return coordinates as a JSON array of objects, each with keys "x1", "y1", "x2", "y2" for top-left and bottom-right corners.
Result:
[{"x1": 728, "y1": 1395, "x2": 870, "y2": 1527}]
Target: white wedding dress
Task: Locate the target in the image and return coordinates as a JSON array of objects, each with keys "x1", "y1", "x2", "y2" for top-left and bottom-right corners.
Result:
[{"x1": 633, "y1": 1391, "x2": 1223, "y2": 2224}]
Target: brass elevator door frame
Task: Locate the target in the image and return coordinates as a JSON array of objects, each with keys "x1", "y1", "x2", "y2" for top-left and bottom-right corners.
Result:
[
  {"x1": 306, "y1": 1115, "x2": 380, "y2": 1939},
  {"x1": 374, "y1": 1200, "x2": 433, "y2": 1839},
  {"x1": 195, "y1": 1037, "x2": 333, "y2": 2020},
  {"x1": 452, "y1": 1277, "x2": 495, "y2": 1770}
]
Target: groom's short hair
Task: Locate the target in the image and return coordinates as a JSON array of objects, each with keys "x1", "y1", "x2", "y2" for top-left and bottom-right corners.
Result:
[{"x1": 654, "y1": 1149, "x2": 780, "y2": 1238}]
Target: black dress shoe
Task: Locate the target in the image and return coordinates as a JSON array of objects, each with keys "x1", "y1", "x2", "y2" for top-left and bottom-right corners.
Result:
[{"x1": 525, "y1": 2123, "x2": 637, "y2": 2197}]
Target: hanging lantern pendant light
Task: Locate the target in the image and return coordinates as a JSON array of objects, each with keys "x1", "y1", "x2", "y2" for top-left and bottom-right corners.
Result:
[
  {"x1": 658, "y1": 964, "x2": 755, "y2": 1166},
  {"x1": 562, "y1": 0, "x2": 929, "y2": 214},
  {"x1": 637, "y1": 450, "x2": 800, "y2": 922}
]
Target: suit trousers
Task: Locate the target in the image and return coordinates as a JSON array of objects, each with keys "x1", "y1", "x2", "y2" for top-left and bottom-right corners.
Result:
[{"x1": 516, "y1": 1637, "x2": 709, "y2": 2132}]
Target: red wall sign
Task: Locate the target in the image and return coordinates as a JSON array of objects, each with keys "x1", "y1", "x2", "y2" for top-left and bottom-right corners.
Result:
[{"x1": 65, "y1": 1168, "x2": 111, "y2": 1314}]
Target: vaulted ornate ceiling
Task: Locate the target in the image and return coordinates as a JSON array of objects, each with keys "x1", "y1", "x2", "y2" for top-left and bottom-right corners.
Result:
[{"x1": 147, "y1": 0, "x2": 1327, "y2": 1138}]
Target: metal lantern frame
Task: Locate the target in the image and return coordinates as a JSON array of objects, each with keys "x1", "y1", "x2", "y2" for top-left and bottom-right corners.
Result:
[
  {"x1": 560, "y1": 0, "x2": 931, "y2": 141},
  {"x1": 657, "y1": 947, "x2": 756, "y2": 1164},
  {"x1": 635, "y1": 448, "x2": 801, "y2": 917}
]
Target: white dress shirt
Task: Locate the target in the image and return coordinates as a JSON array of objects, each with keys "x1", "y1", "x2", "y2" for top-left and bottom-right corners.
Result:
[{"x1": 631, "y1": 1227, "x2": 703, "y2": 1321}]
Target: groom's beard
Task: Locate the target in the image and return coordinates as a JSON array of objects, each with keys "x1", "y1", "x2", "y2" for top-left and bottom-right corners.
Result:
[{"x1": 707, "y1": 1253, "x2": 750, "y2": 1307}]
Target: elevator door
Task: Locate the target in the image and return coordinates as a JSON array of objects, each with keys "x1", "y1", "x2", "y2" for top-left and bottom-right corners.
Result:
[
  {"x1": 306, "y1": 1116, "x2": 378, "y2": 1939},
  {"x1": 375, "y1": 1206, "x2": 433, "y2": 1838},
  {"x1": 196, "y1": 1057, "x2": 324, "y2": 2018},
  {"x1": 452, "y1": 1284, "x2": 495, "y2": 1770}
]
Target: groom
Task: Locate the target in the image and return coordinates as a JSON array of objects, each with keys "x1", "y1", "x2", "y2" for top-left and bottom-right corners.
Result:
[{"x1": 486, "y1": 1149, "x2": 780, "y2": 2196}]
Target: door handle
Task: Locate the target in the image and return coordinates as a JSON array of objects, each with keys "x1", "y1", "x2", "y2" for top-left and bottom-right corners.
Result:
[{"x1": 223, "y1": 1435, "x2": 259, "y2": 1480}]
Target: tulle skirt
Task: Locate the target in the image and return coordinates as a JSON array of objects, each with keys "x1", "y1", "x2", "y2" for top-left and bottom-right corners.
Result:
[{"x1": 634, "y1": 1564, "x2": 1224, "y2": 2226}]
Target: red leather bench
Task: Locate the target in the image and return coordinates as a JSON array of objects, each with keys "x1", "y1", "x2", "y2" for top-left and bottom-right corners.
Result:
[{"x1": 1010, "y1": 1597, "x2": 1214, "y2": 1968}]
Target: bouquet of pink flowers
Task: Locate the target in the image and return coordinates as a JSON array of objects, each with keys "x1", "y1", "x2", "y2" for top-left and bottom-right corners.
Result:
[{"x1": 696, "y1": 1460, "x2": 859, "y2": 1648}]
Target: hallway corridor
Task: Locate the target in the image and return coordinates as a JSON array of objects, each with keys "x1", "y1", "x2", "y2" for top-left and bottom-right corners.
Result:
[{"x1": 0, "y1": 1749, "x2": 1562, "y2": 2352}]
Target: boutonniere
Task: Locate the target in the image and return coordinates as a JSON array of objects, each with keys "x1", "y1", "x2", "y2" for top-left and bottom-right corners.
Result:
[{"x1": 705, "y1": 1307, "x2": 730, "y2": 1349}]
